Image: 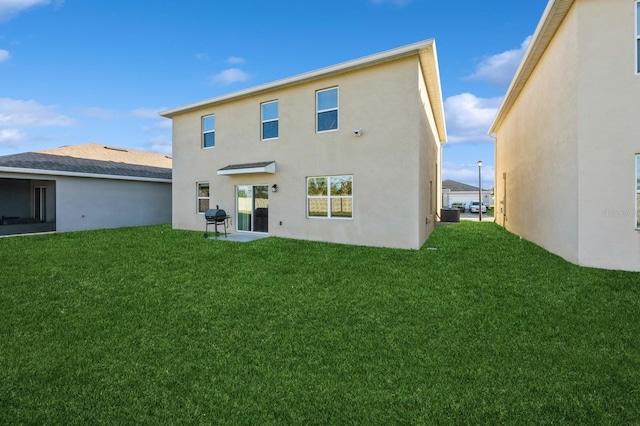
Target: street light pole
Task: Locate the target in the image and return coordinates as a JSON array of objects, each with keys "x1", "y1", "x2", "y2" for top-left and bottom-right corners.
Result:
[{"x1": 477, "y1": 160, "x2": 483, "y2": 222}]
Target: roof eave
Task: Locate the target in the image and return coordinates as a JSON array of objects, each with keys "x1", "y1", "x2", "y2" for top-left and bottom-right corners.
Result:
[
  {"x1": 418, "y1": 41, "x2": 447, "y2": 144},
  {"x1": 159, "y1": 39, "x2": 439, "y2": 119},
  {"x1": 0, "y1": 166, "x2": 172, "y2": 183},
  {"x1": 489, "y1": 0, "x2": 575, "y2": 134}
]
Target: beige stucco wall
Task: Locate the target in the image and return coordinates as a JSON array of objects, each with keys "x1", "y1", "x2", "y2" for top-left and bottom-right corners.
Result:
[
  {"x1": 495, "y1": 4, "x2": 581, "y2": 264},
  {"x1": 495, "y1": 0, "x2": 640, "y2": 271},
  {"x1": 417, "y1": 60, "x2": 441, "y2": 243},
  {"x1": 575, "y1": 0, "x2": 640, "y2": 270},
  {"x1": 171, "y1": 56, "x2": 442, "y2": 249}
]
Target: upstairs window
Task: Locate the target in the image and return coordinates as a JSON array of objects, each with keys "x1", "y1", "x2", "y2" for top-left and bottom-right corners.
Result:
[
  {"x1": 316, "y1": 87, "x2": 338, "y2": 132},
  {"x1": 307, "y1": 175, "x2": 352, "y2": 219},
  {"x1": 636, "y1": 155, "x2": 639, "y2": 228},
  {"x1": 197, "y1": 182, "x2": 210, "y2": 213},
  {"x1": 261, "y1": 100, "x2": 279, "y2": 140},
  {"x1": 203, "y1": 115, "x2": 215, "y2": 148},
  {"x1": 637, "y1": 2, "x2": 640, "y2": 73}
]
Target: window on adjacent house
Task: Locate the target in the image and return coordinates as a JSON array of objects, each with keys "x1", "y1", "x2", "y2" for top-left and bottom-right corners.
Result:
[
  {"x1": 307, "y1": 175, "x2": 352, "y2": 218},
  {"x1": 197, "y1": 182, "x2": 210, "y2": 213},
  {"x1": 637, "y1": 2, "x2": 640, "y2": 73},
  {"x1": 316, "y1": 87, "x2": 338, "y2": 132},
  {"x1": 203, "y1": 115, "x2": 215, "y2": 148},
  {"x1": 636, "y1": 155, "x2": 640, "y2": 228},
  {"x1": 261, "y1": 100, "x2": 279, "y2": 140}
]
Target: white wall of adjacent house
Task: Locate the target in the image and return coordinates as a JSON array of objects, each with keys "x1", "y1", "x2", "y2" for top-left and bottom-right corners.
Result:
[
  {"x1": 444, "y1": 191, "x2": 493, "y2": 209},
  {"x1": 55, "y1": 176, "x2": 171, "y2": 232}
]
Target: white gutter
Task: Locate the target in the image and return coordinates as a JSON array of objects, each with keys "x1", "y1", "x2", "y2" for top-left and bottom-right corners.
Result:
[{"x1": 0, "y1": 166, "x2": 171, "y2": 183}]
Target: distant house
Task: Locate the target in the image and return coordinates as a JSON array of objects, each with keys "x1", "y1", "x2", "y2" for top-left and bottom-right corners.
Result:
[
  {"x1": 161, "y1": 40, "x2": 447, "y2": 249},
  {"x1": 0, "y1": 143, "x2": 172, "y2": 236},
  {"x1": 442, "y1": 179, "x2": 493, "y2": 210},
  {"x1": 490, "y1": 0, "x2": 640, "y2": 271}
]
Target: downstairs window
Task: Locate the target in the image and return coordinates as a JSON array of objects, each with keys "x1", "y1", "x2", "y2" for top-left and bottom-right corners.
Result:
[{"x1": 307, "y1": 175, "x2": 352, "y2": 218}]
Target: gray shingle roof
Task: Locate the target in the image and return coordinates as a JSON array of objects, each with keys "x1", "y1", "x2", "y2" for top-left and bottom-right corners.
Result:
[
  {"x1": 442, "y1": 179, "x2": 480, "y2": 192},
  {"x1": 218, "y1": 161, "x2": 275, "y2": 171},
  {"x1": 0, "y1": 152, "x2": 172, "y2": 180}
]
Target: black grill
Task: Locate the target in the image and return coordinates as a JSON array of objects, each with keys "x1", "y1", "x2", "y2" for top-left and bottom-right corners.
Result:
[
  {"x1": 205, "y1": 208, "x2": 227, "y2": 222},
  {"x1": 204, "y1": 206, "x2": 229, "y2": 239}
]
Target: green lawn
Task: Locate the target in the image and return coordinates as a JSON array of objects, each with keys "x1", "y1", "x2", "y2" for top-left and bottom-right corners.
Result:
[{"x1": 1, "y1": 223, "x2": 639, "y2": 424}]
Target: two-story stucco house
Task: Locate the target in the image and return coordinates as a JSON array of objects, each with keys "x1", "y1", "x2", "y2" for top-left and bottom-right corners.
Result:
[
  {"x1": 161, "y1": 39, "x2": 447, "y2": 249},
  {"x1": 490, "y1": 0, "x2": 640, "y2": 271}
]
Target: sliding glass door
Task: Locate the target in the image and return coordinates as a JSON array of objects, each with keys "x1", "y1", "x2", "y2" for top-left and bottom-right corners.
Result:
[
  {"x1": 236, "y1": 185, "x2": 269, "y2": 233},
  {"x1": 34, "y1": 186, "x2": 46, "y2": 222}
]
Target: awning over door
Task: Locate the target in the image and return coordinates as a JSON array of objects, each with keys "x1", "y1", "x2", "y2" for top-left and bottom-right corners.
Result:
[{"x1": 217, "y1": 161, "x2": 276, "y2": 175}]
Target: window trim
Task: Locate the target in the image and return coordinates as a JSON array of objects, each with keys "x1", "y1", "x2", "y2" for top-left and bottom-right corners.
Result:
[
  {"x1": 636, "y1": 155, "x2": 640, "y2": 229},
  {"x1": 636, "y1": 1, "x2": 640, "y2": 74},
  {"x1": 202, "y1": 115, "x2": 215, "y2": 149},
  {"x1": 307, "y1": 175, "x2": 353, "y2": 220},
  {"x1": 261, "y1": 100, "x2": 279, "y2": 141},
  {"x1": 197, "y1": 182, "x2": 210, "y2": 214},
  {"x1": 316, "y1": 87, "x2": 339, "y2": 133}
]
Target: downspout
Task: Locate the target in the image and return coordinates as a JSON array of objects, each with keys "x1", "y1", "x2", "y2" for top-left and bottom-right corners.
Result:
[{"x1": 488, "y1": 132, "x2": 502, "y2": 228}]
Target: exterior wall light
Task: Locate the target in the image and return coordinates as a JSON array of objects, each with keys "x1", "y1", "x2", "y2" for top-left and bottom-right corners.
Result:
[{"x1": 271, "y1": 184, "x2": 278, "y2": 193}]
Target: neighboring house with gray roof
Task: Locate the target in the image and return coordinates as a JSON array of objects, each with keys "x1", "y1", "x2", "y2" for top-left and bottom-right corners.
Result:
[
  {"x1": 0, "y1": 143, "x2": 172, "y2": 235},
  {"x1": 442, "y1": 179, "x2": 493, "y2": 211}
]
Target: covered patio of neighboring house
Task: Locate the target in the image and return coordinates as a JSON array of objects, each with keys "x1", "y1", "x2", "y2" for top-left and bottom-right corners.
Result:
[
  {"x1": 0, "y1": 177, "x2": 56, "y2": 235},
  {"x1": 0, "y1": 144, "x2": 172, "y2": 237}
]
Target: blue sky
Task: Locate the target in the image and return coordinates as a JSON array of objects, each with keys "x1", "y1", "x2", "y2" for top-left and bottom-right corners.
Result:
[{"x1": 0, "y1": 0, "x2": 548, "y2": 187}]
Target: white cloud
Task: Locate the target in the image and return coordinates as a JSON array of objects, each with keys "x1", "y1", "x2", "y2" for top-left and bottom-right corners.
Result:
[
  {"x1": 444, "y1": 93, "x2": 502, "y2": 144},
  {"x1": 227, "y1": 56, "x2": 245, "y2": 65},
  {"x1": 0, "y1": 49, "x2": 9, "y2": 62},
  {"x1": 130, "y1": 108, "x2": 165, "y2": 120},
  {"x1": 140, "y1": 120, "x2": 172, "y2": 132},
  {"x1": 195, "y1": 53, "x2": 209, "y2": 61},
  {"x1": 0, "y1": 128, "x2": 26, "y2": 143},
  {"x1": 0, "y1": 0, "x2": 51, "y2": 21},
  {"x1": 0, "y1": 98, "x2": 73, "y2": 127},
  {"x1": 465, "y1": 36, "x2": 532, "y2": 89},
  {"x1": 130, "y1": 108, "x2": 172, "y2": 132},
  {"x1": 0, "y1": 98, "x2": 72, "y2": 150},
  {"x1": 154, "y1": 120, "x2": 172, "y2": 130},
  {"x1": 146, "y1": 135, "x2": 172, "y2": 155},
  {"x1": 76, "y1": 106, "x2": 116, "y2": 120},
  {"x1": 210, "y1": 68, "x2": 250, "y2": 86}
]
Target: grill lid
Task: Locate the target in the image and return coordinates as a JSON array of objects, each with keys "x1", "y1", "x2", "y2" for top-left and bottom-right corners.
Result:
[{"x1": 205, "y1": 207, "x2": 227, "y2": 221}]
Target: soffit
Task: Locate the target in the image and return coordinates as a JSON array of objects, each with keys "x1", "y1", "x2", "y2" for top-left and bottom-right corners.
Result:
[{"x1": 418, "y1": 42, "x2": 447, "y2": 143}]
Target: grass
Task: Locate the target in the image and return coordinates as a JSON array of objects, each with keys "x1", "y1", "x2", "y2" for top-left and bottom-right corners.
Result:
[{"x1": 1, "y1": 222, "x2": 639, "y2": 425}]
